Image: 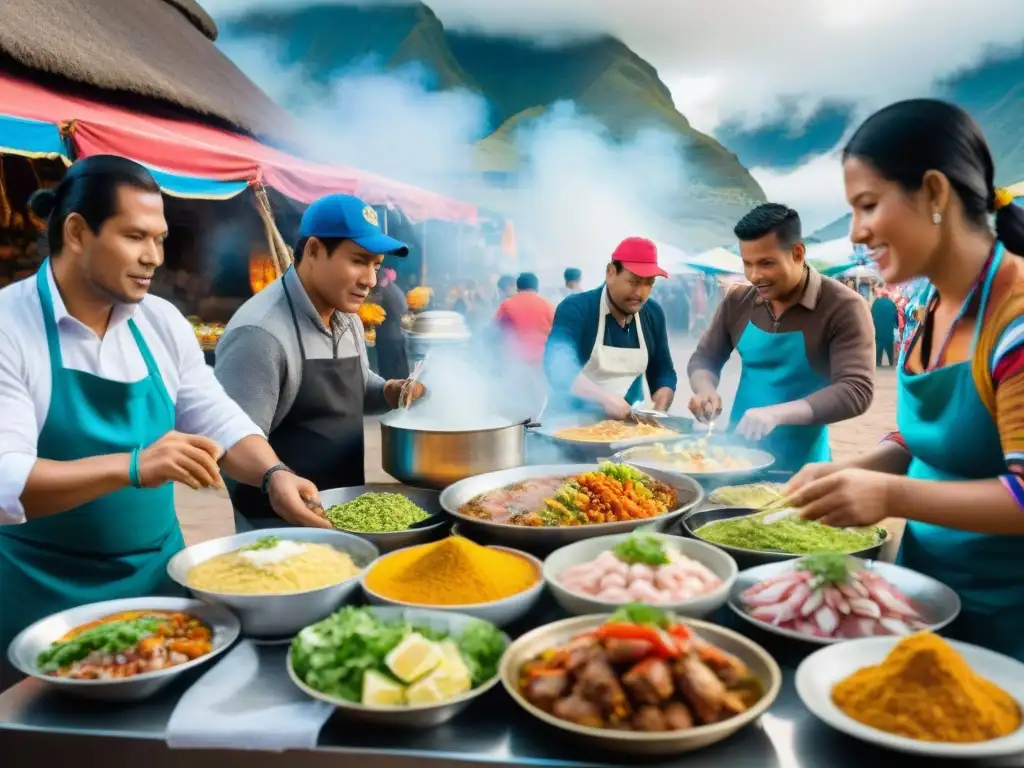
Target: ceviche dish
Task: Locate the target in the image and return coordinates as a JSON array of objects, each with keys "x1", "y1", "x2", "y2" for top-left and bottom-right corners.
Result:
[
  {"x1": 517, "y1": 606, "x2": 765, "y2": 732},
  {"x1": 460, "y1": 463, "x2": 679, "y2": 527},
  {"x1": 187, "y1": 535, "x2": 361, "y2": 594},
  {"x1": 36, "y1": 610, "x2": 213, "y2": 680},
  {"x1": 553, "y1": 420, "x2": 676, "y2": 444},
  {"x1": 619, "y1": 442, "x2": 756, "y2": 474},
  {"x1": 739, "y1": 554, "x2": 932, "y2": 640}
]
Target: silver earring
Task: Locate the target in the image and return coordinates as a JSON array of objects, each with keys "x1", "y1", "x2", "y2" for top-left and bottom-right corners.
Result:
[{"x1": 932, "y1": 212, "x2": 942, "y2": 225}]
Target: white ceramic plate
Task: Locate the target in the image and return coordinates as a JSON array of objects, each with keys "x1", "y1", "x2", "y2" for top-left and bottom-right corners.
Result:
[{"x1": 795, "y1": 636, "x2": 1024, "y2": 758}]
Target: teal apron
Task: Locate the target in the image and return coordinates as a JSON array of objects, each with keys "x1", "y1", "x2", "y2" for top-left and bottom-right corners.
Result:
[
  {"x1": 0, "y1": 263, "x2": 185, "y2": 670},
  {"x1": 729, "y1": 321, "x2": 831, "y2": 473},
  {"x1": 896, "y1": 243, "x2": 1024, "y2": 660}
]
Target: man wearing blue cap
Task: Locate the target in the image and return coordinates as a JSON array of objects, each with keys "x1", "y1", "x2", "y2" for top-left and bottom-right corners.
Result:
[{"x1": 215, "y1": 194, "x2": 426, "y2": 530}]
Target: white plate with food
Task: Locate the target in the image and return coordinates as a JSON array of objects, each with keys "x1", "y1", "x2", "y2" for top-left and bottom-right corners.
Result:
[
  {"x1": 543, "y1": 532, "x2": 737, "y2": 618},
  {"x1": 796, "y1": 633, "x2": 1024, "y2": 758},
  {"x1": 729, "y1": 554, "x2": 960, "y2": 645},
  {"x1": 7, "y1": 597, "x2": 239, "y2": 701},
  {"x1": 167, "y1": 528, "x2": 379, "y2": 639}
]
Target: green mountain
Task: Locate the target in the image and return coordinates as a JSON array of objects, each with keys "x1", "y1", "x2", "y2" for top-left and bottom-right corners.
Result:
[{"x1": 220, "y1": 2, "x2": 764, "y2": 248}]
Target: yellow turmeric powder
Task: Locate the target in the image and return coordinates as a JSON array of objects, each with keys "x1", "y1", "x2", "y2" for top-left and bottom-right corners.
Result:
[
  {"x1": 831, "y1": 632, "x2": 1021, "y2": 743},
  {"x1": 364, "y1": 536, "x2": 538, "y2": 606}
]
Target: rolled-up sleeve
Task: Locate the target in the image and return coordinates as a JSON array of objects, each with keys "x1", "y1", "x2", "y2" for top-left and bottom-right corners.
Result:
[
  {"x1": 0, "y1": 329, "x2": 37, "y2": 524},
  {"x1": 544, "y1": 299, "x2": 587, "y2": 392},
  {"x1": 644, "y1": 301, "x2": 677, "y2": 393},
  {"x1": 176, "y1": 318, "x2": 264, "y2": 449},
  {"x1": 804, "y1": 292, "x2": 875, "y2": 423}
]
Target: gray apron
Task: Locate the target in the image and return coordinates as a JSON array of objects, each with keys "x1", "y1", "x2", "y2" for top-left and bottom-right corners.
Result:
[{"x1": 230, "y1": 276, "x2": 366, "y2": 530}]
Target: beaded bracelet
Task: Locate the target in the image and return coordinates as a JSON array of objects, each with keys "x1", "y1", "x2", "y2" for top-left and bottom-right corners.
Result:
[{"x1": 129, "y1": 447, "x2": 143, "y2": 488}]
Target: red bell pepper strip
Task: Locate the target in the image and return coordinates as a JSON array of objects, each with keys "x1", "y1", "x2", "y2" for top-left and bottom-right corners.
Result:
[{"x1": 593, "y1": 623, "x2": 680, "y2": 658}]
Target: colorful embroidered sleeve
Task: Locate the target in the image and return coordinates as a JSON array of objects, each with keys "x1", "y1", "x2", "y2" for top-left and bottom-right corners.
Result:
[
  {"x1": 991, "y1": 312, "x2": 1024, "y2": 473},
  {"x1": 972, "y1": 256, "x2": 1024, "y2": 512}
]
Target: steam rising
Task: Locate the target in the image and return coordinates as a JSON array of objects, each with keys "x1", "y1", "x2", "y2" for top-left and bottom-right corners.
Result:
[{"x1": 217, "y1": 33, "x2": 706, "y2": 288}]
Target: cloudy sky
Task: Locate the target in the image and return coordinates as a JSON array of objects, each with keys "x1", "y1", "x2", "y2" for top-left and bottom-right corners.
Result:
[{"x1": 203, "y1": 0, "x2": 1024, "y2": 229}]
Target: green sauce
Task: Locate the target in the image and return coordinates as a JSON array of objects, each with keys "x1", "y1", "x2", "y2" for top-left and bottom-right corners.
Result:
[{"x1": 694, "y1": 512, "x2": 883, "y2": 554}]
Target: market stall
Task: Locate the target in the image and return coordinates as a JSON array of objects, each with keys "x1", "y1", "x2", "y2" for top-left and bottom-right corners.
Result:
[{"x1": 0, "y1": 71, "x2": 478, "y2": 356}]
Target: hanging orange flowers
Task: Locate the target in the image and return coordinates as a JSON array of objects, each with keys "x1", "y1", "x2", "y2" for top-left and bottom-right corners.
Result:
[
  {"x1": 249, "y1": 251, "x2": 278, "y2": 295},
  {"x1": 358, "y1": 301, "x2": 387, "y2": 330},
  {"x1": 406, "y1": 286, "x2": 432, "y2": 312}
]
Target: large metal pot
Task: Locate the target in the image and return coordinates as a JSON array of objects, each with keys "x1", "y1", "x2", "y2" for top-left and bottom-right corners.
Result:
[
  {"x1": 379, "y1": 413, "x2": 530, "y2": 489},
  {"x1": 404, "y1": 310, "x2": 470, "y2": 366}
]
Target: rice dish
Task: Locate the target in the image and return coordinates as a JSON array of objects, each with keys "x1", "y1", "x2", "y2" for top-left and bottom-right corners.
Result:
[{"x1": 186, "y1": 536, "x2": 361, "y2": 594}]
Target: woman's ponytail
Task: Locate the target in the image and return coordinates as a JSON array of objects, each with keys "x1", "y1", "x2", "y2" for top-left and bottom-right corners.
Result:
[{"x1": 994, "y1": 188, "x2": 1024, "y2": 256}]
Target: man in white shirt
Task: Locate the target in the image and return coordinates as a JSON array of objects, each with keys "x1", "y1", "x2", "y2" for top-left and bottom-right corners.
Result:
[{"x1": 0, "y1": 156, "x2": 326, "y2": 679}]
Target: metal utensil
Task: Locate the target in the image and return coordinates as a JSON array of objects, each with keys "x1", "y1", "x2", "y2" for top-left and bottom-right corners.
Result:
[{"x1": 400, "y1": 356, "x2": 427, "y2": 409}]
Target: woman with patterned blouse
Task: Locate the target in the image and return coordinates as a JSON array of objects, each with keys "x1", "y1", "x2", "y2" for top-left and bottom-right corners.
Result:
[{"x1": 786, "y1": 99, "x2": 1024, "y2": 660}]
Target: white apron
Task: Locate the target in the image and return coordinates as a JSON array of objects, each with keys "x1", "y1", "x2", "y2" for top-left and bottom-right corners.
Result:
[{"x1": 580, "y1": 289, "x2": 649, "y2": 401}]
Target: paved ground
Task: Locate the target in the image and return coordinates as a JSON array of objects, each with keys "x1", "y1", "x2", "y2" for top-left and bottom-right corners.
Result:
[{"x1": 177, "y1": 337, "x2": 900, "y2": 548}]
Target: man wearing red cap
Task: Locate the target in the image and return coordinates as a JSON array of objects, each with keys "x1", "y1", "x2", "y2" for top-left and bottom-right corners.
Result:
[{"x1": 544, "y1": 237, "x2": 676, "y2": 418}]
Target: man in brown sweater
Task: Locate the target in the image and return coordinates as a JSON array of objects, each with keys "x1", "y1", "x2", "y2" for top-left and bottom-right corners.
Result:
[{"x1": 687, "y1": 203, "x2": 874, "y2": 472}]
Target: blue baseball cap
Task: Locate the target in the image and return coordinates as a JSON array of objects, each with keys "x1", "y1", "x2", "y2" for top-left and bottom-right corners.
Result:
[{"x1": 298, "y1": 194, "x2": 409, "y2": 256}]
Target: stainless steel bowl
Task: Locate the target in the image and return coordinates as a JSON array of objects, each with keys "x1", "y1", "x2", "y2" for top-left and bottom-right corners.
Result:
[
  {"x1": 361, "y1": 545, "x2": 545, "y2": 627},
  {"x1": 728, "y1": 559, "x2": 961, "y2": 646},
  {"x1": 406, "y1": 310, "x2": 470, "y2": 339},
  {"x1": 319, "y1": 484, "x2": 450, "y2": 553},
  {"x1": 380, "y1": 413, "x2": 529, "y2": 490},
  {"x1": 439, "y1": 464, "x2": 704, "y2": 553},
  {"x1": 287, "y1": 606, "x2": 509, "y2": 727},
  {"x1": 611, "y1": 438, "x2": 775, "y2": 482},
  {"x1": 679, "y1": 506, "x2": 887, "y2": 569},
  {"x1": 500, "y1": 614, "x2": 782, "y2": 755},
  {"x1": 167, "y1": 528, "x2": 379, "y2": 639},
  {"x1": 7, "y1": 597, "x2": 240, "y2": 702}
]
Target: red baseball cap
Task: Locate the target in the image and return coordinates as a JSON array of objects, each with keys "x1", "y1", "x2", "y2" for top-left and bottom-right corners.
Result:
[{"x1": 611, "y1": 237, "x2": 667, "y2": 278}]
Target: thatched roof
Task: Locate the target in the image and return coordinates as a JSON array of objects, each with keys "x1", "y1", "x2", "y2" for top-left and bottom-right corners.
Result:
[{"x1": 0, "y1": 0, "x2": 293, "y2": 141}]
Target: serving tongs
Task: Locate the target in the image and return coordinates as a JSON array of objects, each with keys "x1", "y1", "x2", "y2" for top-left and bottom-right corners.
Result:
[{"x1": 400, "y1": 356, "x2": 428, "y2": 409}]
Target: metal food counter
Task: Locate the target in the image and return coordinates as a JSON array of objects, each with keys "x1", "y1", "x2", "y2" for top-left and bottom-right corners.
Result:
[{"x1": 3, "y1": 606, "x2": 1013, "y2": 768}]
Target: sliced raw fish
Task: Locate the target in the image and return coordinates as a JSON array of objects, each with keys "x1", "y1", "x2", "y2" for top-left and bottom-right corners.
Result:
[
  {"x1": 823, "y1": 586, "x2": 851, "y2": 615},
  {"x1": 842, "y1": 617, "x2": 879, "y2": 638},
  {"x1": 812, "y1": 605, "x2": 839, "y2": 635},
  {"x1": 861, "y1": 579, "x2": 921, "y2": 619},
  {"x1": 878, "y1": 617, "x2": 913, "y2": 635},
  {"x1": 794, "y1": 619, "x2": 829, "y2": 638},
  {"x1": 750, "y1": 602, "x2": 798, "y2": 626},
  {"x1": 743, "y1": 577, "x2": 803, "y2": 606},
  {"x1": 799, "y1": 589, "x2": 825, "y2": 617},
  {"x1": 740, "y1": 571, "x2": 809, "y2": 600},
  {"x1": 848, "y1": 597, "x2": 882, "y2": 619}
]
